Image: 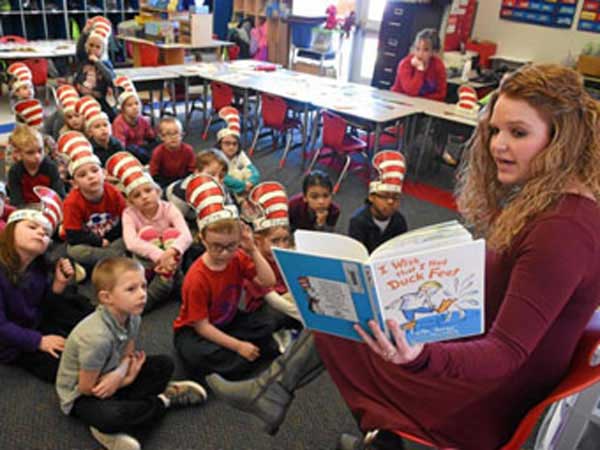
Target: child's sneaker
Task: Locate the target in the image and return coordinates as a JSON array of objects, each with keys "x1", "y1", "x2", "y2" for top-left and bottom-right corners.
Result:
[
  {"x1": 163, "y1": 380, "x2": 207, "y2": 407},
  {"x1": 74, "y1": 262, "x2": 87, "y2": 283},
  {"x1": 90, "y1": 426, "x2": 140, "y2": 450},
  {"x1": 272, "y1": 329, "x2": 293, "y2": 354}
]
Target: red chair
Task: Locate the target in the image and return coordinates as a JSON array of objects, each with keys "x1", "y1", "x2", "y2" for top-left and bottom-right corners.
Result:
[
  {"x1": 249, "y1": 94, "x2": 303, "y2": 168},
  {"x1": 306, "y1": 110, "x2": 369, "y2": 194},
  {"x1": 392, "y1": 312, "x2": 600, "y2": 450},
  {"x1": 0, "y1": 35, "x2": 27, "y2": 44},
  {"x1": 21, "y1": 58, "x2": 49, "y2": 104},
  {"x1": 202, "y1": 81, "x2": 235, "y2": 140},
  {"x1": 227, "y1": 44, "x2": 241, "y2": 61}
]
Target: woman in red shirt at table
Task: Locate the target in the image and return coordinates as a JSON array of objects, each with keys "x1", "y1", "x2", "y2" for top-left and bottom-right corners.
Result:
[
  {"x1": 391, "y1": 28, "x2": 447, "y2": 101},
  {"x1": 205, "y1": 64, "x2": 600, "y2": 450}
]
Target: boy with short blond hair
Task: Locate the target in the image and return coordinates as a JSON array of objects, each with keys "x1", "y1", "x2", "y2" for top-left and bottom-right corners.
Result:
[
  {"x1": 56, "y1": 256, "x2": 206, "y2": 450},
  {"x1": 149, "y1": 116, "x2": 195, "y2": 189},
  {"x1": 173, "y1": 174, "x2": 280, "y2": 380},
  {"x1": 7, "y1": 124, "x2": 65, "y2": 207}
]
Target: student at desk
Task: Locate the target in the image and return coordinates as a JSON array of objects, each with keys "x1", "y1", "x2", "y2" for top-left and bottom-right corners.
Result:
[{"x1": 391, "y1": 28, "x2": 447, "y2": 102}]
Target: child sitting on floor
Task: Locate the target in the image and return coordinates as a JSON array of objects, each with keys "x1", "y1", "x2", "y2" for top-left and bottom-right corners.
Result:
[
  {"x1": 74, "y1": 16, "x2": 116, "y2": 121},
  {"x1": 288, "y1": 170, "x2": 340, "y2": 232},
  {"x1": 150, "y1": 116, "x2": 195, "y2": 189},
  {"x1": 108, "y1": 152, "x2": 192, "y2": 313},
  {"x1": 348, "y1": 151, "x2": 408, "y2": 254},
  {"x1": 173, "y1": 174, "x2": 280, "y2": 381},
  {"x1": 56, "y1": 257, "x2": 206, "y2": 450},
  {"x1": 7, "y1": 124, "x2": 65, "y2": 207},
  {"x1": 59, "y1": 131, "x2": 126, "y2": 271},
  {"x1": 215, "y1": 107, "x2": 260, "y2": 204},
  {"x1": 6, "y1": 62, "x2": 34, "y2": 108},
  {"x1": 53, "y1": 85, "x2": 84, "y2": 139},
  {"x1": 112, "y1": 75, "x2": 158, "y2": 165}
]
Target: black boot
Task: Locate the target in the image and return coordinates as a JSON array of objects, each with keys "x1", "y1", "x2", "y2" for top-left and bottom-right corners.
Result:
[
  {"x1": 206, "y1": 330, "x2": 324, "y2": 435},
  {"x1": 338, "y1": 431, "x2": 406, "y2": 450}
]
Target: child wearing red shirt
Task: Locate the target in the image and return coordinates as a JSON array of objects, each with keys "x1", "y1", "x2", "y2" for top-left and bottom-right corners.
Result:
[
  {"x1": 173, "y1": 174, "x2": 280, "y2": 380},
  {"x1": 150, "y1": 117, "x2": 196, "y2": 189},
  {"x1": 59, "y1": 132, "x2": 127, "y2": 268}
]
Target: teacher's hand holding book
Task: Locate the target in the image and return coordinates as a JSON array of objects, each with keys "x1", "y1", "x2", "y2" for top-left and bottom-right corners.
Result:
[{"x1": 354, "y1": 320, "x2": 424, "y2": 364}]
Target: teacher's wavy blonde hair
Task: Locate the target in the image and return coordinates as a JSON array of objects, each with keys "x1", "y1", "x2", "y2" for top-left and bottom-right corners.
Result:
[{"x1": 456, "y1": 64, "x2": 600, "y2": 251}]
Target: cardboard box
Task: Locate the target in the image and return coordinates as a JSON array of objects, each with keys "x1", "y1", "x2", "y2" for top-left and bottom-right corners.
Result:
[
  {"x1": 189, "y1": 13, "x2": 213, "y2": 46},
  {"x1": 578, "y1": 55, "x2": 600, "y2": 78}
]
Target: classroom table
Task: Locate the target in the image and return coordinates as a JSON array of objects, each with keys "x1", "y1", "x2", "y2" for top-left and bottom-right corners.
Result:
[
  {"x1": 0, "y1": 40, "x2": 75, "y2": 60},
  {"x1": 117, "y1": 36, "x2": 232, "y2": 67}
]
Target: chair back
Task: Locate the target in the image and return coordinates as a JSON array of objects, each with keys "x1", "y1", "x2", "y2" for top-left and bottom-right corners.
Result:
[
  {"x1": 261, "y1": 94, "x2": 288, "y2": 129},
  {"x1": 22, "y1": 58, "x2": 48, "y2": 86},
  {"x1": 392, "y1": 312, "x2": 600, "y2": 450},
  {"x1": 228, "y1": 44, "x2": 241, "y2": 61},
  {"x1": 0, "y1": 35, "x2": 27, "y2": 44},
  {"x1": 322, "y1": 110, "x2": 347, "y2": 150},
  {"x1": 211, "y1": 81, "x2": 234, "y2": 112}
]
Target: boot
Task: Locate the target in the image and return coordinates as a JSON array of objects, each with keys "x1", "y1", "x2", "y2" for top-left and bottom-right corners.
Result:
[
  {"x1": 206, "y1": 330, "x2": 324, "y2": 435},
  {"x1": 337, "y1": 431, "x2": 406, "y2": 450}
]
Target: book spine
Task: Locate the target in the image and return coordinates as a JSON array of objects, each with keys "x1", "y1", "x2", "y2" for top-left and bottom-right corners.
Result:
[{"x1": 363, "y1": 264, "x2": 387, "y2": 335}]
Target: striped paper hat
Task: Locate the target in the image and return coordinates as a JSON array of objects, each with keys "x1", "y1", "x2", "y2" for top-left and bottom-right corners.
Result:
[
  {"x1": 57, "y1": 131, "x2": 101, "y2": 176},
  {"x1": 7, "y1": 62, "x2": 33, "y2": 95},
  {"x1": 88, "y1": 17, "x2": 112, "y2": 46},
  {"x1": 13, "y1": 99, "x2": 44, "y2": 128},
  {"x1": 56, "y1": 85, "x2": 80, "y2": 114},
  {"x1": 456, "y1": 85, "x2": 479, "y2": 116},
  {"x1": 7, "y1": 186, "x2": 63, "y2": 234},
  {"x1": 106, "y1": 151, "x2": 154, "y2": 196},
  {"x1": 114, "y1": 75, "x2": 139, "y2": 109},
  {"x1": 216, "y1": 106, "x2": 241, "y2": 141},
  {"x1": 76, "y1": 96, "x2": 108, "y2": 130},
  {"x1": 186, "y1": 174, "x2": 238, "y2": 231},
  {"x1": 369, "y1": 150, "x2": 406, "y2": 194},
  {"x1": 248, "y1": 182, "x2": 289, "y2": 231}
]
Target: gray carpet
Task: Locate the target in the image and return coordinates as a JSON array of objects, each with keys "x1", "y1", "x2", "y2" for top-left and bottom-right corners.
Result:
[{"x1": 1, "y1": 114, "x2": 466, "y2": 450}]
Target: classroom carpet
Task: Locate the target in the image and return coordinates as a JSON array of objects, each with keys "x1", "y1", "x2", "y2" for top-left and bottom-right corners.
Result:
[{"x1": 0, "y1": 114, "x2": 536, "y2": 450}]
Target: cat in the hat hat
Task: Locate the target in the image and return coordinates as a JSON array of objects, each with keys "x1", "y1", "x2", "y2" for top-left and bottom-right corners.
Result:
[
  {"x1": 176, "y1": 173, "x2": 279, "y2": 377},
  {"x1": 215, "y1": 106, "x2": 261, "y2": 200},
  {"x1": 55, "y1": 85, "x2": 84, "y2": 136},
  {"x1": 7, "y1": 62, "x2": 34, "y2": 103},
  {"x1": 7, "y1": 124, "x2": 66, "y2": 207},
  {"x1": 243, "y1": 182, "x2": 301, "y2": 324},
  {"x1": 348, "y1": 150, "x2": 408, "y2": 254},
  {"x1": 107, "y1": 151, "x2": 193, "y2": 289},
  {"x1": 0, "y1": 185, "x2": 92, "y2": 383}
]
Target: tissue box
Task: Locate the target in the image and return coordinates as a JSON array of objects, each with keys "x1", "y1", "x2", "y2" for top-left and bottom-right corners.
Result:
[{"x1": 578, "y1": 55, "x2": 600, "y2": 77}]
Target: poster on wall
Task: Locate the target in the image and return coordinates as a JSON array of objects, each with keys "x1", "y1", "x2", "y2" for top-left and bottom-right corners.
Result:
[
  {"x1": 499, "y1": 0, "x2": 578, "y2": 29},
  {"x1": 578, "y1": 1, "x2": 600, "y2": 32}
]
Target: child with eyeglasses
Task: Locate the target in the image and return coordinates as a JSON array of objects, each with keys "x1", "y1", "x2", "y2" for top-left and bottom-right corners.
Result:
[
  {"x1": 149, "y1": 117, "x2": 196, "y2": 189},
  {"x1": 173, "y1": 175, "x2": 280, "y2": 381},
  {"x1": 348, "y1": 151, "x2": 408, "y2": 254}
]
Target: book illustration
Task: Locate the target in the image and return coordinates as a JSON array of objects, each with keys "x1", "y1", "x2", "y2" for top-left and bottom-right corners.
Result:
[
  {"x1": 375, "y1": 254, "x2": 483, "y2": 345},
  {"x1": 298, "y1": 276, "x2": 359, "y2": 322}
]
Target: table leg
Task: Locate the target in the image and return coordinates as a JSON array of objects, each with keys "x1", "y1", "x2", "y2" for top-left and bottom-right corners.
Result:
[
  {"x1": 374, "y1": 123, "x2": 381, "y2": 155},
  {"x1": 170, "y1": 79, "x2": 176, "y2": 117},
  {"x1": 184, "y1": 77, "x2": 190, "y2": 127},
  {"x1": 202, "y1": 79, "x2": 209, "y2": 132},
  {"x1": 414, "y1": 116, "x2": 433, "y2": 177},
  {"x1": 301, "y1": 103, "x2": 309, "y2": 168},
  {"x1": 242, "y1": 88, "x2": 249, "y2": 148}
]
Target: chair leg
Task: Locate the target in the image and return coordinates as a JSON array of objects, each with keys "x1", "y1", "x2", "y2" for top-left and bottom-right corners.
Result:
[
  {"x1": 202, "y1": 115, "x2": 213, "y2": 141},
  {"x1": 334, "y1": 155, "x2": 352, "y2": 194},
  {"x1": 306, "y1": 148, "x2": 322, "y2": 175},
  {"x1": 279, "y1": 129, "x2": 292, "y2": 168},
  {"x1": 249, "y1": 122, "x2": 262, "y2": 156}
]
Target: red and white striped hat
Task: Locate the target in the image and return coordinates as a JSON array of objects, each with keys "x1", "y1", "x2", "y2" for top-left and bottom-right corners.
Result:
[
  {"x1": 76, "y1": 96, "x2": 108, "y2": 130},
  {"x1": 456, "y1": 85, "x2": 479, "y2": 115},
  {"x1": 57, "y1": 131, "x2": 100, "y2": 176},
  {"x1": 369, "y1": 150, "x2": 406, "y2": 194},
  {"x1": 186, "y1": 174, "x2": 238, "y2": 231},
  {"x1": 88, "y1": 17, "x2": 112, "y2": 46},
  {"x1": 7, "y1": 62, "x2": 33, "y2": 95},
  {"x1": 7, "y1": 186, "x2": 63, "y2": 235},
  {"x1": 216, "y1": 106, "x2": 241, "y2": 141},
  {"x1": 106, "y1": 151, "x2": 154, "y2": 196},
  {"x1": 13, "y1": 99, "x2": 44, "y2": 128},
  {"x1": 56, "y1": 85, "x2": 80, "y2": 114},
  {"x1": 114, "y1": 75, "x2": 139, "y2": 110},
  {"x1": 248, "y1": 182, "x2": 289, "y2": 231}
]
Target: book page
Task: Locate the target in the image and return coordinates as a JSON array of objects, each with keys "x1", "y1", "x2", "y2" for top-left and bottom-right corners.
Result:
[
  {"x1": 371, "y1": 239, "x2": 485, "y2": 345},
  {"x1": 370, "y1": 223, "x2": 470, "y2": 260},
  {"x1": 294, "y1": 230, "x2": 369, "y2": 261}
]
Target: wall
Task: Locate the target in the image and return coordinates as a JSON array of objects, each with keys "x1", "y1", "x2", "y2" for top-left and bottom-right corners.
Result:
[{"x1": 471, "y1": 0, "x2": 598, "y2": 64}]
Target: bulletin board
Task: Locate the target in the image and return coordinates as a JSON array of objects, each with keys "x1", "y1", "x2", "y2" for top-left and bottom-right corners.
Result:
[
  {"x1": 578, "y1": 0, "x2": 600, "y2": 32},
  {"x1": 499, "y1": 0, "x2": 578, "y2": 29}
]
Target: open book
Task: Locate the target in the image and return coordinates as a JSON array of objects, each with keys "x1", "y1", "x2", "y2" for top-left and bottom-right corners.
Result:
[{"x1": 272, "y1": 221, "x2": 485, "y2": 345}]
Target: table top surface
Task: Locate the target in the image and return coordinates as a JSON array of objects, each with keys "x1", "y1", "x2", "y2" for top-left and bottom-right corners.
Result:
[
  {"x1": 0, "y1": 40, "x2": 75, "y2": 59},
  {"x1": 117, "y1": 35, "x2": 232, "y2": 49}
]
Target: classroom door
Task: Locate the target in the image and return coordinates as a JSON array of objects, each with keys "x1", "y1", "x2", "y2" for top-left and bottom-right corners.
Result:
[{"x1": 350, "y1": 0, "x2": 387, "y2": 84}]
